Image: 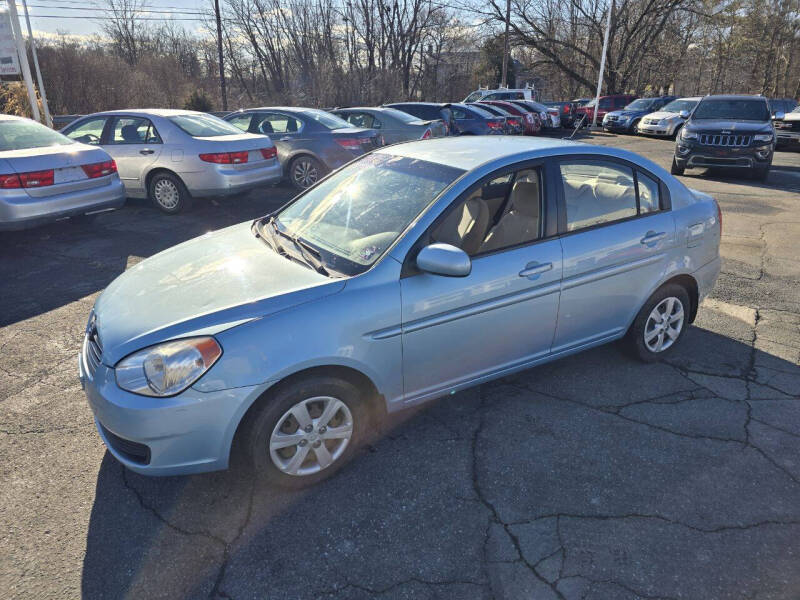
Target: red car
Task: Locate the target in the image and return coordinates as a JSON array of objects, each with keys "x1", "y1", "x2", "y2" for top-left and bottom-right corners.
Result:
[
  {"x1": 575, "y1": 94, "x2": 638, "y2": 126},
  {"x1": 479, "y1": 100, "x2": 542, "y2": 135}
]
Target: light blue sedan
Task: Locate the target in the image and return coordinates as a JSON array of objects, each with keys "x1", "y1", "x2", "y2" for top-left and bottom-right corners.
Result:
[{"x1": 79, "y1": 137, "x2": 721, "y2": 487}]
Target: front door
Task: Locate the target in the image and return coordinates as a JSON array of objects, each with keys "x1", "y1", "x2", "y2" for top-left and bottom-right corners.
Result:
[
  {"x1": 400, "y1": 165, "x2": 563, "y2": 402},
  {"x1": 103, "y1": 116, "x2": 163, "y2": 196},
  {"x1": 552, "y1": 158, "x2": 676, "y2": 353}
]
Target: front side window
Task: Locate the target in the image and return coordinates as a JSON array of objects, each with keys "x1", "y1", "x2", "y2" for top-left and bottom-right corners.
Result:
[
  {"x1": 168, "y1": 114, "x2": 243, "y2": 137},
  {"x1": 274, "y1": 153, "x2": 464, "y2": 274},
  {"x1": 63, "y1": 117, "x2": 107, "y2": 146},
  {"x1": 599, "y1": 98, "x2": 612, "y2": 109},
  {"x1": 0, "y1": 119, "x2": 74, "y2": 151},
  {"x1": 561, "y1": 161, "x2": 637, "y2": 231},
  {"x1": 109, "y1": 117, "x2": 161, "y2": 145},
  {"x1": 431, "y1": 168, "x2": 542, "y2": 255},
  {"x1": 257, "y1": 113, "x2": 302, "y2": 134},
  {"x1": 692, "y1": 99, "x2": 770, "y2": 121}
]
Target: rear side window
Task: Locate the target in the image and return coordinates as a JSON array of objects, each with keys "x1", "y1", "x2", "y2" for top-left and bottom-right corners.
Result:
[
  {"x1": 637, "y1": 172, "x2": 660, "y2": 214},
  {"x1": 560, "y1": 161, "x2": 637, "y2": 231},
  {"x1": 257, "y1": 113, "x2": 302, "y2": 134},
  {"x1": 109, "y1": 117, "x2": 161, "y2": 145}
]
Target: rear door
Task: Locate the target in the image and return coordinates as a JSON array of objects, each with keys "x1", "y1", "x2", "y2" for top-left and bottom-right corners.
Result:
[
  {"x1": 253, "y1": 111, "x2": 307, "y2": 155},
  {"x1": 102, "y1": 116, "x2": 163, "y2": 195},
  {"x1": 552, "y1": 157, "x2": 676, "y2": 353}
]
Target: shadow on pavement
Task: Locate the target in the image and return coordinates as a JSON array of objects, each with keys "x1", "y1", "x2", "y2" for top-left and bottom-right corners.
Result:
[{"x1": 81, "y1": 326, "x2": 800, "y2": 599}]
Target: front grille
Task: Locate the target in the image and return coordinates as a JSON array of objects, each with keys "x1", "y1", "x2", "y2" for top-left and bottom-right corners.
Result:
[
  {"x1": 645, "y1": 118, "x2": 660, "y2": 125},
  {"x1": 775, "y1": 121, "x2": 800, "y2": 132},
  {"x1": 698, "y1": 133, "x2": 751, "y2": 146},
  {"x1": 84, "y1": 326, "x2": 103, "y2": 378},
  {"x1": 606, "y1": 115, "x2": 618, "y2": 122},
  {"x1": 99, "y1": 422, "x2": 151, "y2": 465}
]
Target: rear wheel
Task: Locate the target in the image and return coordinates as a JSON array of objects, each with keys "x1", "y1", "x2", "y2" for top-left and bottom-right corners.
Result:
[
  {"x1": 289, "y1": 155, "x2": 323, "y2": 191},
  {"x1": 148, "y1": 172, "x2": 192, "y2": 214},
  {"x1": 624, "y1": 283, "x2": 690, "y2": 363},
  {"x1": 239, "y1": 375, "x2": 370, "y2": 488},
  {"x1": 670, "y1": 156, "x2": 685, "y2": 175}
]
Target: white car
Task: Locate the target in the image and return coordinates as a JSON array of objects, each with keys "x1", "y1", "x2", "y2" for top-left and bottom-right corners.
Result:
[{"x1": 637, "y1": 97, "x2": 701, "y2": 139}]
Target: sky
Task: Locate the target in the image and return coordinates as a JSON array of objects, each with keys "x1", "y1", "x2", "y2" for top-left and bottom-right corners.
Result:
[{"x1": 14, "y1": 0, "x2": 209, "y2": 39}]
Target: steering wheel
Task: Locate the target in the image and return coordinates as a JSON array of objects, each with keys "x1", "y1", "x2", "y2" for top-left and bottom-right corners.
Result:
[{"x1": 79, "y1": 133, "x2": 100, "y2": 145}]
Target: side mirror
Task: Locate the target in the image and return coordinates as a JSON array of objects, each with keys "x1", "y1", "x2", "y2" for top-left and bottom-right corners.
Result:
[
  {"x1": 774, "y1": 111, "x2": 786, "y2": 120},
  {"x1": 679, "y1": 110, "x2": 690, "y2": 119},
  {"x1": 416, "y1": 243, "x2": 471, "y2": 277}
]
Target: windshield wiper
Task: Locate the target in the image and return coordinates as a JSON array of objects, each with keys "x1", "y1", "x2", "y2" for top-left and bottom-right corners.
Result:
[{"x1": 265, "y1": 217, "x2": 331, "y2": 277}]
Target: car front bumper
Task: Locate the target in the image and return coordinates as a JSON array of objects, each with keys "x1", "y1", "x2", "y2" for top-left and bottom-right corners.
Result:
[
  {"x1": 186, "y1": 158, "x2": 283, "y2": 198},
  {"x1": 79, "y1": 341, "x2": 271, "y2": 476},
  {"x1": 638, "y1": 122, "x2": 674, "y2": 136},
  {"x1": 674, "y1": 142, "x2": 773, "y2": 169},
  {"x1": 603, "y1": 120, "x2": 635, "y2": 132},
  {"x1": 776, "y1": 130, "x2": 800, "y2": 146},
  {"x1": 0, "y1": 177, "x2": 125, "y2": 231}
]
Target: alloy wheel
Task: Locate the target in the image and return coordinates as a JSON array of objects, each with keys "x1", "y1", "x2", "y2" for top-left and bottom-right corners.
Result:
[
  {"x1": 644, "y1": 296, "x2": 684, "y2": 352},
  {"x1": 153, "y1": 178, "x2": 180, "y2": 210},
  {"x1": 292, "y1": 159, "x2": 319, "y2": 189},
  {"x1": 269, "y1": 396, "x2": 353, "y2": 476}
]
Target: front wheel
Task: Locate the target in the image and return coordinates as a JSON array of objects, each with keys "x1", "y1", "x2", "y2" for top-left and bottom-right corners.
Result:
[
  {"x1": 624, "y1": 283, "x2": 691, "y2": 363},
  {"x1": 239, "y1": 375, "x2": 370, "y2": 488},
  {"x1": 670, "y1": 156, "x2": 685, "y2": 175},
  {"x1": 148, "y1": 172, "x2": 192, "y2": 214},
  {"x1": 631, "y1": 120, "x2": 641, "y2": 135},
  {"x1": 751, "y1": 164, "x2": 770, "y2": 182}
]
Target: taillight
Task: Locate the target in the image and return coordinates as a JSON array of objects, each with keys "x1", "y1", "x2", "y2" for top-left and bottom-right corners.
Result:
[
  {"x1": 260, "y1": 147, "x2": 277, "y2": 160},
  {"x1": 336, "y1": 138, "x2": 365, "y2": 150},
  {"x1": 18, "y1": 169, "x2": 54, "y2": 187},
  {"x1": 0, "y1": 173, "x2": 22, "y2": 188},
  {"x1": 81, "y1": 160, "x2": 117, "y2": 179},
  {"x1": 564, "y1": 105, "x2": 571, "y2": 113},
  {"x1": 487, "y1": 120, "x2": 504, "y2": 130},
  {"x1": 199, "y1": 151, "x2": 249, "y2": 164},
  {"x1": 421, "y1": 128, "x2": 432, "y2": 140}
]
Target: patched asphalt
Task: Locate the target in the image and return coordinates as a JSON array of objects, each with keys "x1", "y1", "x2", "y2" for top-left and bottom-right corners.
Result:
[{"x1": 1, "y1": 133, "x2": 799, "y2": 599}]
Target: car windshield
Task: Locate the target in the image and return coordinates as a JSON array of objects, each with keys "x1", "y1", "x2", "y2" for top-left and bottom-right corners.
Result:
[
  {"x1": 273, "y1": 153, "x2": 464, "y2": 275},
  {"x1": 169, "y1": 114, "x2": 243, "y2": 137},
  {"x1": 662, "y1": 99, "x2": 698, "y2": 113},
  {"x1": 0, "y1": 119, "x2": 73, "y2": 151},
  {"x1": 301, "y1": 109, "x2": 351, "y2": 130},
  {"x1": 625, "y1": 99, "x2": 656, "y2": 110},
  {"x1": 692, "y1": 99, "x2": 770, "y2": 121},
  {"x1": 464, "y1": 91, "x2": 484, "y2": 103}
]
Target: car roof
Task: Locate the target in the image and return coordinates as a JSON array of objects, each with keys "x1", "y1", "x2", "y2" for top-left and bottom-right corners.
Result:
[
  {"x1": 386, "y1": 102, "x2": 448, "y2": 107},
  {"x1": 376, "y1": 136, "x2": 593, "y2": 170},
  {"x1": 0, "y1": 114, "x2": 28, "y2": 122},
  {"x1": 700, "y1": 95, "x2": 768, "y2": 101},
  {"x1": 90, "y1": 109, "x2": 204, "y2": 117}
]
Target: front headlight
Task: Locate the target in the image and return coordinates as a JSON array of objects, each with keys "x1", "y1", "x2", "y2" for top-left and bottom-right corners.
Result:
[
  {"x1": 681, "y1": 129, "x2": 698, "y2": 140},
  {"x1": 753, "y1": 133, "x2": 773, "y2": 142},
  {"x1": 115, "y1": 337, "x2": 222, "y2": 397}
]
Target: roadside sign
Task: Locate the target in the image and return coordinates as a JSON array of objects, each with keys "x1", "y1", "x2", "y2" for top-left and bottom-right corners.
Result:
[{"x1": 0, "y1": 8, "x2": 19, "y2": 75}]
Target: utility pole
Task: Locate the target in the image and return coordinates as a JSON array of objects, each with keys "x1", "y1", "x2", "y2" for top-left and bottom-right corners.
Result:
[
  {"x1": 592, "y1": 0, "x2": 613, "y2": 128},
  {"x1": 21, "y1": 0, "x2": 50, "y2": 127},
  {"x1": 500, "y1": 0, "x2": 510, "y2": 88},
  {"x1": 214, "y1": 0, "x2": 227, "y2": 111},
  {"x1": 6, "y1": 0, "x2": 39, "y2": 123}
]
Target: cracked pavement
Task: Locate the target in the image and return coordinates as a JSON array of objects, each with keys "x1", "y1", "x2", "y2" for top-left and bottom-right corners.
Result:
[{"x1": 1, "y1": 134, "x2": 799, "y2": 599}]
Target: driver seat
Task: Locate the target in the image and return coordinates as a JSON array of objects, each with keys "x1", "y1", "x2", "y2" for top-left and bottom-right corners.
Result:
[{"x1": 432, "y1": 191, "x2": 490, "y2": 255}]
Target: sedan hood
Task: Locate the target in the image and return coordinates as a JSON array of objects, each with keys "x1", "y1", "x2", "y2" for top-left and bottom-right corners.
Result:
[
  {"x1": 608, "y1": 109, "x2": 648, "y2": 118},
  {"x1": 686, "y1": 120, "x2": 771, "y2": 133},
  {"x1": 779, "y1": 112, "x2": 800, "y2": 122},
  {"x1": 93, "y1": 222, "x2": 343, "y2": 364},
  {"x1": 644, "y1": 111, "x2": 681, "y2": 121}
]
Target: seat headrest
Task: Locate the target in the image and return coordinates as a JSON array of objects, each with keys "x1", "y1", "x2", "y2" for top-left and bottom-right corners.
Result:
[
  {"x1": 509, "y1": 181, "x2": 539, "y2": 219},
  {"x1": 120, "y1": 124, "x2": 141, "y2": 142}
]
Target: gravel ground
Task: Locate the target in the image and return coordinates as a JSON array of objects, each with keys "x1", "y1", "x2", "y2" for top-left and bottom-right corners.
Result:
[{"x1": 1, "y1": 132, "x2": 799, "y2": 600}]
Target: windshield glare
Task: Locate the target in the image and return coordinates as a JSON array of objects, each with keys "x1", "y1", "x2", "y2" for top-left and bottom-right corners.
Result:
[
  {"x1": 464, "y1": 91, "x2": 483, "y2": 103},
  {"x1": 692, "y1": 99, "x2": 770, "y2": 121},
  {"x1": 169, "y1": 114, "x2": 243, "y2": 137},
  {"x1": 302, "y1": 109, "x2": 351, "y2": 130},
  {"x1": 275, "y1": 153, "x2": 464, "y2": 274},
  {"x1": 662, "y1": 99, "x2": 698, "y2": 113},
  {"x1": 0, "y1": 119, "x2": 73, "y2": 151}
]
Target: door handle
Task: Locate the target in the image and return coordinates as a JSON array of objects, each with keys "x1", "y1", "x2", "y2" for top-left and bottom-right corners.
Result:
[
  {"x1": 139, "y1": 149, "x2": 155, "y2": 155},
  {"x1": 519, "y1": 262, "x2": 553, "y2": 278},
  {"x1": 279, "y1": 136, "x2": 291, "y2": 141},
  {"x1": 640, "y1": 231, "x2": 666, "y2": 245}
]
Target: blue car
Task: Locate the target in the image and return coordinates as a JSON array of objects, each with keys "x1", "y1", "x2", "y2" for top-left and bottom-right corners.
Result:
[
  {"x1": 603, "y1": 96, "x2": 677, "y2": 134},
  {"x1": 449, "y1": 103, "x2": 505, "y2": 135},
  {"x1": 79, "y1": 137, "x2": 721, "y2": 487}
]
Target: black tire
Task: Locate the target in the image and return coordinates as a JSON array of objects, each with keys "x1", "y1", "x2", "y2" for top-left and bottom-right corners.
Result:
[
  {"x1": 751, "y1": 164, "x2": 770, "y2": 182},
  {"x1": 624, "y1": 283, "x2": 691, "y2": 363},
  {"x1": 670, "y1": 156, "x2": 685, "y2": 175},
  {"x1": 630, "y1": 120, "x2": 640, "y2": 135},
  {"x1": 289, "y1": 155, "x2": 324, "y2": 191},
  {"x1": 148, "y1": 171, "x2": 192, "y2": 214},
  {"x1": 238, "y1": 375, "x2": 370, "y2": 488},
  {"x1": 671, "y1": 124, "x2": 683, "y2": 140}
]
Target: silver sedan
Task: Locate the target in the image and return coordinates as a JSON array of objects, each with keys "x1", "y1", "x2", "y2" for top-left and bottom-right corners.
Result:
[
  {"x1": 61, "y1": 110, "x2": 282, "y2": 214},
  {"x1": 0, "y1": 115, "x2": 125, "y2": 230}
]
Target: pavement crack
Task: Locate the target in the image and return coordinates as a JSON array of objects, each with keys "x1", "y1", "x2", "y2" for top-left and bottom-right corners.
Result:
[{"x1": 209, "y1": 477, "x2": 256, "y2": 600}]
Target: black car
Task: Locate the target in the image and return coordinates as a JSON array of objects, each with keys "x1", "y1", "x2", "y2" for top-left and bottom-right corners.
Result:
[
  {"x1": 383, "y1": 102, "x2": 457, "y2": 136},
  {"x1": 672, "y1": 95, "x2": 776, "y2": 181},
  {"x1": 544, "y1": 101, "x2": 580, "y2": 128}
]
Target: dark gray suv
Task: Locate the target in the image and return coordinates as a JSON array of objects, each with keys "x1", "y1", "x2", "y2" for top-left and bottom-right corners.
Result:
[{"x1": 672, "y1": 95, "x2": 777, "y2": 181}]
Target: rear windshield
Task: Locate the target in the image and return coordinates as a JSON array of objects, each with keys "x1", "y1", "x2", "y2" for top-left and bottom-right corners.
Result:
[
  {"x1": 692, "y1": 99, "x2": 770, "y2": 121},
  {"x1": 381, "y1": 108, "x2": 422, "y2": 123},
  {"x1": 168, "y1": 114, "x2": 243, "y2": 137},
  {"x1": 301, "y1": 109, "x2": 351, "y2": 130},
  {"x1": 393, "y1": 105, "x2": 439, "y2": 120},
  {"x1": 464, "y1": 104, "x2": 494, "y2": 118},
  {"x1": 0, "y1": 119, "x2": 73, "y2": 151},
  {"x1": 661, "y1": 99, "x2": 698, "y2": 113}
]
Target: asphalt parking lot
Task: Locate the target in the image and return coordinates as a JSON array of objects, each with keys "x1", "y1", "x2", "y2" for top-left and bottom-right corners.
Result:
[{"x1": 2, "y1": 132, "x2": 799, "y2": 600}]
